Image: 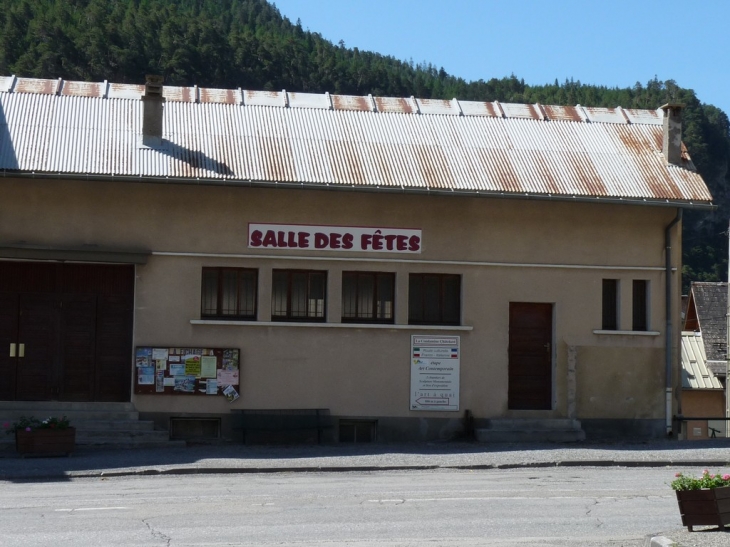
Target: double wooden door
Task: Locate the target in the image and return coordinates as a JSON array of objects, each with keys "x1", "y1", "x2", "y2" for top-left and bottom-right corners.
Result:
[{"x1": 0, "y1": 262, "x2": 133, "y2": 402}]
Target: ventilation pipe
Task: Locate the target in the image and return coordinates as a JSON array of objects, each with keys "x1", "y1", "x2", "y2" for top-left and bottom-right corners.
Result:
[
  {"x1": 142, "y1": 75, "x2": 165, "y2": 146},
  {"x1": 660, "y1": 103, "x2": 684, "y2": 166}
]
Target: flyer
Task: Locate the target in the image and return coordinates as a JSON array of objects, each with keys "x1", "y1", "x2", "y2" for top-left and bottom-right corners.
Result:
[
  {"x1": 152, "y1": 348, "x2": 168, "y2": 361},
  {"x1": 138, "y1": 366, "x2": 155, "y2": 385},
  {"x1": 200, "y1": 356, "x2": 217, "y2": 378},
  {"x1": 223, "y1": 385, "x2": 239, "y2": 402},
  {"x1": 185, "y1": 355, "x2": 202, "y2": 377},
  {"x1": 169, "y1": 363, "x2": 185, "y2": 376},
  {"x1": 217, "y1": 368, "x2": 239, "y2": 386},
  {"x1": 174, "y1": 376, "x2": 196, "y2": 393}
]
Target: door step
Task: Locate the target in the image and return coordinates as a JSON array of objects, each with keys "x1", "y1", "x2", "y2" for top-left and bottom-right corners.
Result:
[
  {"x1": 0, "y1": 402, "x2": 183, "y2": 450},
  {"x1": 475, "y1": 419, "x2": 586, "y2": 443}
]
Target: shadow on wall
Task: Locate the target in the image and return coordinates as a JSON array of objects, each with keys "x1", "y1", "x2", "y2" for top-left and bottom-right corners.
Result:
[{"x1": 0, "y1": 97, "x2": 19, "y2": 171}]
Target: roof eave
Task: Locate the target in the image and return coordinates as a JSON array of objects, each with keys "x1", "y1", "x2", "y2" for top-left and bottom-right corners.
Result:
[{"x1": 0, "y1": 169, "x2": 717, "y2": 210}]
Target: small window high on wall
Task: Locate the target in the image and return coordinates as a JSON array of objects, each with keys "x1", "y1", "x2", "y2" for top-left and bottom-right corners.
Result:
[
  {"x1": 272, "y1": 270, "x2": 326, "y2": 321},
  {"x1": 602, "y1": 279, "x2": 618, "y2": 330},
  {"x1": 408, "y1": 273, "x2": 461, "y2": 325},
  {"x1": 342, "y1": 271, "x2": 395, "y2": 323}
]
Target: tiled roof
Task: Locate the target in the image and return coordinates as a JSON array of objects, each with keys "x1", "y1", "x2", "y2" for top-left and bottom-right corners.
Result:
[
  {"x1": 0, "y1": 76, "x2": 713, "y2": 206},
  {"x1": 690, "y1": 282, "x2": 728, "y2": 363}
]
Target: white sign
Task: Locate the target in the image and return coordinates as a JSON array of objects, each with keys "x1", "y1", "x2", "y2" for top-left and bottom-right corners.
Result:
[
  {"x1": 410, "y1": 335, "x2": 460, "y2": 411},
  {"x1": 248, "y1": 223, "x2": 421, "y2": 253}
]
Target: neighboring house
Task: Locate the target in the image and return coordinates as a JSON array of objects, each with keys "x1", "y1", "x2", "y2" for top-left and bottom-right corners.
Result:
[
  {"x1": 681, "y1": 282, "x2": 728, "y2": 439},
  {"x1": 0, "y1": 75, "x2": 715, "y2": 442}
]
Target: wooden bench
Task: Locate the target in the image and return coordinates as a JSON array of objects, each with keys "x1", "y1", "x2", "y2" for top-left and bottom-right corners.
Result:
[{"x1": 230, "y1": 409, "x2": 333, "y2": 444}]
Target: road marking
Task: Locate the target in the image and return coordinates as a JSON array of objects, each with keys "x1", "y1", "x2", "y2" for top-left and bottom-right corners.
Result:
[{"x1": 55, "y1": 507, "x2": 128, "y2": 512}]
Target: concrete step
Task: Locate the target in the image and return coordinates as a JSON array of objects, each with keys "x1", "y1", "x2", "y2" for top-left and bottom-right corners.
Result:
[
  {"x1": 0, "y1": 401, "x2": 182, "y2": 450},
  {"x1": 475, "y1": 419, "x2": 586, "y2": 443},
  {"x1": 0, "y1": 402, "x2": 135, "y2": 412},
  {"x1": 75, "y1": 430, "x2": 171, "y2": 443},
  {"x1": 1, "y1": 410, "x2": 140, "y2": 422},
  {"x1": 73, "y1": 420, "x2": 155, "y2": 432}
]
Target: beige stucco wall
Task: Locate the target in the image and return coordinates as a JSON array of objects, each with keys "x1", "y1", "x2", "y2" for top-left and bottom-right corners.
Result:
[{"x1": 0, "y1": 177, "x2": 683, "y2": 431}]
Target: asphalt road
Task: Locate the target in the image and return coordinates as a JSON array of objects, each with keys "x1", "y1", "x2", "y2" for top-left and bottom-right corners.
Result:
[{"x1": 0, "y1": 467, "x2": 718, "y2": 546}]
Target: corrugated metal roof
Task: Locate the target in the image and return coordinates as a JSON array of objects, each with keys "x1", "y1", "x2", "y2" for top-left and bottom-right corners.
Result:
[
  {"x1": 681, "y1": 331, "x2": 723, "y2": 389},
  {"x1": 0, "y1": 76, "x2": 713, "y2": 204}
]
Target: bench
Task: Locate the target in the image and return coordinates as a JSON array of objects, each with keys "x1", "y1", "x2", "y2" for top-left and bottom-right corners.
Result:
[{"x1": 230, "y1": 409, "x2": 333, "y2": 444}]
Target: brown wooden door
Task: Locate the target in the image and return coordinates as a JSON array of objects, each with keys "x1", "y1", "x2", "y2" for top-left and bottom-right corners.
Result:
[
  {"x1": 508, "y1": 302, "x2": 553, "y2": 410},
  {"x1": 59, "y1": 294, "x2": 98, "y2": 401},
  {"x1": 0, "y1": 293, "x2": 19, "y2": 400},
  {"x1": 16, "y1": 294, "x2": 61, "y2": 401},
  {"x1": 0, "y1": 262, "x2": 134, "y2": 402}
]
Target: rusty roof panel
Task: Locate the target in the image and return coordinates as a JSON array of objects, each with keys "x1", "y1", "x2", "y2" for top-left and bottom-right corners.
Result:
[
  {"x1": 625, "y1": 108, "x2": 663, "y2": 125},
  {"x1": 162, "y1": 86, "x2": 196, "y2": 103},
  {"x1": 0, "y1": 78, "x2": 713, "y2": 205},
  {"x1": 583, "y1": 106, "x2": 628, "y2": 124},
  {"x1": 374, "y1": 96, "x2": 414, "y2": 114},
  {"x1": 416, "y1": 98, "x2": 459, "y2": 116},
  {"x1": 14, "y1": 77, "x2": 58, "y2": 95},
  {"x1": 198, "y1": 87, "x2": 239, "y2": 105},
  {"x1": 459, "y1": 101, "x2": 500, "y2": 117},
  {"x1": 244, "y1": 90, "x2": 285, "y2": 107},
  {"x1": 543, "y1": 105, "x2": 585, "y2": 122},
  {"x1": 108, "y1": 83, "x2": 144, "y2": 99},
  {"x1": 288, "y1": 92, "x2": 329, "y2": 110},
  {"x1": 61, "y1": 81, "x2": 105, "y2": 98},
  {"x1": 500, "y1": 102, "x2": 542, "y2": 120},
  {"x1": 332, "y1": 94, "x2": 372, "y2": 112}
]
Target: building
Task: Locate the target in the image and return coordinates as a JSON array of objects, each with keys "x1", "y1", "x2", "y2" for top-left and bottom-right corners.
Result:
[
  {"x1": 0, "y1": 75, "x2": 714, "y2": 443},
  {"x1": 680, "y1": 282, "x2": 727, "y2": 439}
]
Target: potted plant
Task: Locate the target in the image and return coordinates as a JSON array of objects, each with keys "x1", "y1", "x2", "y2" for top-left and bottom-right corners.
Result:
[
  {"x1": 671, "y1": 470, "x2": 730, "y2": 531},
  {"x1": 4, "y1": 415, "x2": 75, "y2": 457}
]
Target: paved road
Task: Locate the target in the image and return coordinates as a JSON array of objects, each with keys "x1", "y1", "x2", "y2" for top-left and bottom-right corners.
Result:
[
  {"x1": 3, "y1": 439, "x2": 730, "y2": 545},
  {"x1": 0, "y1": 467, "x2": 690, "y2": 546}
]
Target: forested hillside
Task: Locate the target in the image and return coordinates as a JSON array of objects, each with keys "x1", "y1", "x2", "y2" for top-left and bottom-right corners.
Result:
[{"x1": 1, "y1": 0, "x2": 728, "y2": 287}]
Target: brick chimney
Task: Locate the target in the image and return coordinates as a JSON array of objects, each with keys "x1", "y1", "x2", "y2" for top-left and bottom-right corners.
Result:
[
  {"x1": 660, "y1": 103, "x2": 683, "y2": 166},
  {"x1": 142, "y1": 75, "x2": 165, "y2": 146}
]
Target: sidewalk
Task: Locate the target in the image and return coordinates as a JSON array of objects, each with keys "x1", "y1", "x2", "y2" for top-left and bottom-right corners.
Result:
[
  {"x1": 3, "y1": 439, "x2": 730, "y2": 547},
  {"x1": 3, "y1": 438, "x2": 730, "y2": 481}
]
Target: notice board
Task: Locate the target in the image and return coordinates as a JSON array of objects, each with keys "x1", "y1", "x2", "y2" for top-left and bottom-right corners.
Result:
[{"x1": 135, "y1": 346, "x2": 240, "y2": 401}]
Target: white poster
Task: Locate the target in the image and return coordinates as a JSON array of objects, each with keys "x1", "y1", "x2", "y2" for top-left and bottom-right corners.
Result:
[{"x1": 410, "y1": 335, "x2": 460, "y2": 411}]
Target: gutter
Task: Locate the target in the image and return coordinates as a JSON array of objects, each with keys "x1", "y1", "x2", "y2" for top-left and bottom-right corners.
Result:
[
  {"x1": 0, "y1": 170, "x2": 718, "y2": 211},
  {"x1": 665, "y1": 209, "x2": 683, "y2": 435}
]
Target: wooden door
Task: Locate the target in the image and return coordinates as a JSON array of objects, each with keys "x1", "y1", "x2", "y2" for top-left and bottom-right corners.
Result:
[
  {"x1": 16, "y1": 294, "x2": 61, "y2": 401},
  {"x1": 59, "y1": 294, "x2": 98, "y2": 401},
  {"x1": 0, "y1": 293, "x2": 19, "y2": 400},
  {"x1": 508, "y1": 302, "x2": 553, "y2": 410}
]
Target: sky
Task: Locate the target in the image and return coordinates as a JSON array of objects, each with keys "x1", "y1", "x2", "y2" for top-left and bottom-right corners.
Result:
[{"x1": 273, "y1": 0, "x2": 730, "y2": 115}]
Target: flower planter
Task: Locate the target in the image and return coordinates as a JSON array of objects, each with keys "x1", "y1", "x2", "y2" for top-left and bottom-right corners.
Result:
[
  {"x1": 15, "y1": 427, "x2": 76, "y2": 457},
  {"x1": 676, "y1": 486, "x2": 730, "y2": 531}
]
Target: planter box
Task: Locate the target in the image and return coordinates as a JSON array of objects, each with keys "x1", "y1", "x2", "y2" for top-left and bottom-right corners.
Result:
[
  {"x1": 15, "y1": 427, "x2": 76, "y2": 457},
  {"x1": 676, "y1": 486, "x2": 730, "y2": 531}
]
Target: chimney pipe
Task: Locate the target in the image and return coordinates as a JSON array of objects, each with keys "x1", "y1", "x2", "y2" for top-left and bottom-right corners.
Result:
[
  {"x1": 142, "y1": 75, "x2": 165, "y2": 146},
  {"x1": 660, "y1": 103, "x2": 684, "y2": 166}
]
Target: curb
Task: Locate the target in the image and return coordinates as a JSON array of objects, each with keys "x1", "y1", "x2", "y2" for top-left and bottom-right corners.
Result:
[{"x1": 3, "y1": 458, "x2": 730, "y2": 482}]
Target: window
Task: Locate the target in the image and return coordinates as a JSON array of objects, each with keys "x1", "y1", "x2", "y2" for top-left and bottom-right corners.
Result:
[
  {"x1": 632, "y1": 280, "x2": 648, "y2": 331},
  {"x1": 342, "y1": 272, "x2": 395, "y2": 323},
  {"x1": 201, "y1": 268, "x2": 257, "y2": 320},
  {"x1": 602, "y1": 279, "x2": 618, "y2": 330},
  {"x1": 272, "y1": 270, "x2": 326, "y2": 321},
  {"x1": 408, "y1": 273, "x2": 461, "y2": 325}
]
